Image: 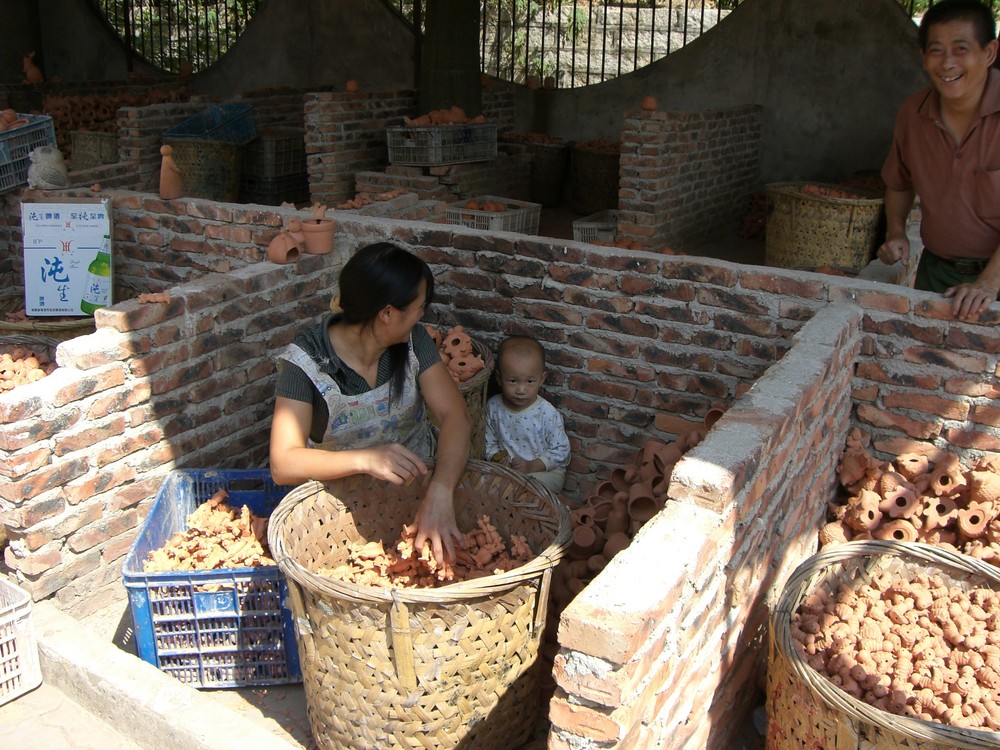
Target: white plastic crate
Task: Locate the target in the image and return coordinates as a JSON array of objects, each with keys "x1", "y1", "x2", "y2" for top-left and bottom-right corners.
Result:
[
  {"x1": 0, "y1": 576, "x2": 42, "y2": 706},
  {"x1": 445, "y1": 195, "x2": 541, "y2": 235},
  {"x1": 573, "y1": 209, "x2": 619, "y2": 244},
  {"x1": 387, "y1": 123, "x2": 497, "y2": 166}
]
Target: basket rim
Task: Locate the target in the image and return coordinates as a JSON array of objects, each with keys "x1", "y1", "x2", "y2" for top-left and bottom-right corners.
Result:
[
  {"x1": 772, "y1": 540, "x2": 1000, "y2": 748},
  {"x1": 268, "y1": 459, "x2": 571, "y2": 605},
  {"x1": 765, "y1": 180, "x2": 884, "y2": 204}
]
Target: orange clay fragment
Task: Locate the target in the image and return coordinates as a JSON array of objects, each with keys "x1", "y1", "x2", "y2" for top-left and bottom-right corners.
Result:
[{"x1": 320, "y1": 515, "x2": 534, "y2": 588}]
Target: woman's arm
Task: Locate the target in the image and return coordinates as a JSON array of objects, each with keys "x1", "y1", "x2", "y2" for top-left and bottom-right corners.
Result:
[
  {"x1": 269, "y1": 395, "x2": 427, "y2": 486},
  {"x1": 410, "y1": 361, "x2": 472, "y2": 564}
]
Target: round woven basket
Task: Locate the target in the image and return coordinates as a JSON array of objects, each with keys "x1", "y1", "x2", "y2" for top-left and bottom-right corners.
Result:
[
  {"x1": 0, "y1": 281, "x2": 140, "y2": 340},
  {"x1": 764, "y1": 182, "x2": 884, "y2": 273},
  {"x1": 768, "y1": 540, "x2": 1000, "y2": 749},
  {"x1": 456, "y1": 338, "x2": 494, "y2": 461},
  {"x1": 268, "y1": 460, "x2": 571, "y2": 750}
]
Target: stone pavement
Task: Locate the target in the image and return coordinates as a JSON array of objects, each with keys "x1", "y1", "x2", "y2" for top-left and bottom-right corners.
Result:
[
  {"x1": 0, "y1": 679, "x2": 143, "y2": 749},
  {"x1": 0, "y1": 597, "x2": 552, "y2": 750}
]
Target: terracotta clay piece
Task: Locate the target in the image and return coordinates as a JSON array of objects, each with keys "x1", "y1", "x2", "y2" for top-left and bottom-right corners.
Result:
[
  {"x1": 143, "y1": 489, "x2": 274, "y2": 571},
  {"x1": 424, "y1": 323, "x2": 486, "y2": 384},
  {"x1": 317, "y1": 515, "x2": 533, "y2": 588},
  {"x1": 823, "y1": 429, "x2": 1000, "y2": 566},
  {"x1": 791, "y1": 569, "x2": 1000, "y2": 731}
]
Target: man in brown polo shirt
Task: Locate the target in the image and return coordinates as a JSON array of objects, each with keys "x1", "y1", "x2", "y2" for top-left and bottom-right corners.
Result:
[{"x1": 878, "y1": 0, "x2": 1000, "y2": 320}]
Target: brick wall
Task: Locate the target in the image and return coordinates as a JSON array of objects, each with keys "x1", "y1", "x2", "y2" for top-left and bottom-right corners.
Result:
[
  {"x1": 304, "y1": 86, "x2": 520, "y2": 207},
  {"x1": 1, "y1": 190, "x2": 998, "y2": 749},
  {"x1": 618, "y1": 105, "x2": 762, "y2": 252}
]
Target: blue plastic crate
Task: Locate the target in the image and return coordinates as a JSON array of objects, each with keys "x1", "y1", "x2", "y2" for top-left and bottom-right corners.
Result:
[
  {"x1": 161, "y1": 104, "x2": 258, "y2": 145},
  {"x1": 122, "y1": 469, "x2": 301, "y2": 688},
  {"x1": 0, "y1": 114, "x2": 56, "y2": 193}
]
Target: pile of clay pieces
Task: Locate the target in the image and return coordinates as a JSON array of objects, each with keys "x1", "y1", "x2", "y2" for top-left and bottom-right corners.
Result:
[
  {"x1": 143, "y1": 489, "x2": 274, "y2": 572},
  {"x1": 318, "y1": 516, "x2": 533, "y2": 588}
]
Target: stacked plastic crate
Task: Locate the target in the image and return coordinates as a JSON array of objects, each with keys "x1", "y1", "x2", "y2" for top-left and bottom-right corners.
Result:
[
  {"x1": 239, "y1": 128, "x2": 310, "y2": 207},
  {"x1": 386, "y1": 118, "x2": 541, "y2": 236}
]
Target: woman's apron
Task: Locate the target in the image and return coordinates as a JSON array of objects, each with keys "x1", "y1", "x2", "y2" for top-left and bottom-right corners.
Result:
[{"x1": 280, "y1": 340, "x2": 434, "y2": 458}]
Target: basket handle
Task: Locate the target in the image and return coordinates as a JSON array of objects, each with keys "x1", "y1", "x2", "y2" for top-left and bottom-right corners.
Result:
[
  {"x1": 532, "y1": 567, "x2": 554, "y2": 637},
  {"x1": 389, "y1": 598, "x2": 417, "y2": 690},
  {"x1": 285, "y1": 577, "x2": 316, "y2": 664}
]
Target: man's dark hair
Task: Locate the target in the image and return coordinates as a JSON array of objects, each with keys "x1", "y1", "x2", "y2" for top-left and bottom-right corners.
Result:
[{"x1": 919, "y1": 0, "x2": 997, "y2": 51}]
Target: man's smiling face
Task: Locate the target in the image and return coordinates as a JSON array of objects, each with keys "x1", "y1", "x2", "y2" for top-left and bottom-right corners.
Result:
[{"x1": 922, "y1": 18, "x2": 998, "y2": 108}]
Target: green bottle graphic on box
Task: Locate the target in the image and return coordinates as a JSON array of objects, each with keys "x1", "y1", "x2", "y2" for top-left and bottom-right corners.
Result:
[{"x1": 80, "y1": 235, "x2": 112, "y2": 315}]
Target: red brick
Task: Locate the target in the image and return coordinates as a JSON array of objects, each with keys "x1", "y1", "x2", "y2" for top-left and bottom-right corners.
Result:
[
  {"x1": 0, "y1": 456, "x2": 90, "y2": 504},
  {"x1": 856, "y1": 402, "x2": 941, "y2": 440},
  {"x1": 68, "y1": 509, "x2": 140, "y2": 553},
  {"x1": 0, "y1": 445, "x2": 52, "y2": 478},
  {"x1": 5, "y1": 545, "x2": 62, "y2": 575},
  {"x1": 548, "y1": 695, "x2": 624, "y2": 743}
]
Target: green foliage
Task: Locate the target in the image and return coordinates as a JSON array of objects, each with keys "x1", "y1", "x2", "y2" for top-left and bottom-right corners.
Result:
[{"x1": 94, "y1": 0, "x2": 260, "y2": 74}]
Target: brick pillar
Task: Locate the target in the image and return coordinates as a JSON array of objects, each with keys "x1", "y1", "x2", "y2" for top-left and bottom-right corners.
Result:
[{"x1": 618, "y1": 105, "x2": 762, "y2": 253}]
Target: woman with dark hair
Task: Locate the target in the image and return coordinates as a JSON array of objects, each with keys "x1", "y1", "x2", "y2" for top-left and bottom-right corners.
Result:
[{"x1": 270, "y1": 242, "x2": 472, "y2": 564}]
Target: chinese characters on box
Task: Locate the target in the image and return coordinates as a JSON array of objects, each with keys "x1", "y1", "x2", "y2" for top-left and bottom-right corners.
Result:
[{"x1": 20, "y1": 199, "x2": 112, "y2": 317}]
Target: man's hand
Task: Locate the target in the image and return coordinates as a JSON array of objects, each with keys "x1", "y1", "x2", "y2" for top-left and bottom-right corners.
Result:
[
  {"x1": 944, "y1": 281, "x2": 998, "y2": 321},
  {"x1": 876, "y1": 236, "x2": 910, "y2": 266}
]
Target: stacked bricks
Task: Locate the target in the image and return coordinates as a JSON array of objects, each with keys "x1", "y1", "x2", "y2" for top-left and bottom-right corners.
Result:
[
  {"x1": 1, "y1": 187, "x2": 999, "y2": 750},
  {"x1": 355, "y1": 151, "x2": 532, "y2": 206},
  {"x1": 618, "y1": 104, "x2": 762, "y2": 252},
  {"x1": 303, "y1": 89, "x2": 418, "y2": 207}
]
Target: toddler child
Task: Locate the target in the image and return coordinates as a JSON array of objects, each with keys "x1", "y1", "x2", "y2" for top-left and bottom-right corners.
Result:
[{"x1": 485, "y1": 336, "x2": 570, "y2": 493}]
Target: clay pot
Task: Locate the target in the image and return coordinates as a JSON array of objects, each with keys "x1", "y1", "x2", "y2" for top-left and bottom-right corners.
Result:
[
  {"x1": 627, "y1": 479, "x2": 662, "y2": 524},
  {"x1": 605, "y1": 498, "x2": 629, "y2": 536},
  {"x1": 570, "y1": 525, "x2": 605, "y2": 558},
  {"x1": 603, "y1": 531, "x2": 631, "y2": 559},
  {"x1": 345, "y1": 79, "x2": 360, "y2": 92},
  {"x1": 640, "y1": 95, "x2": 657, "y2": 111},
  {"x1": 300, "y1": 218, "x2": 334, "y2": 254},
  {"x1": 570, "y1": 505, "x2": 596, "y2": 528},
  {"x1": 158, "y1": 144, "x2": 182, "y2": 200},
  {"x1": 704, "y1": 407, "x2": 725, "y2": 430},
  {"x1": 267, "y1": 231, "x2": 301, "y2": 264}
]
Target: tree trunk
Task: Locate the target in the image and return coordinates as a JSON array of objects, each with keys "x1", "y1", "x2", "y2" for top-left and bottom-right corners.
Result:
[{"x1": 418, "y1": 0, "x2": 481, "y2": 117}]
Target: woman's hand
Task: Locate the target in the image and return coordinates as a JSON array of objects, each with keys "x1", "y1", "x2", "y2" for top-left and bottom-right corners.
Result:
[
  {"x1": 411, "y1": 481, "x2": 463, "y2": 565},
  {"x1": 363, "y1": 443, "x2": 428, "y2": 485},
  {"x1": 271, "y1": 396, "x2": 428, "y2": 486}
]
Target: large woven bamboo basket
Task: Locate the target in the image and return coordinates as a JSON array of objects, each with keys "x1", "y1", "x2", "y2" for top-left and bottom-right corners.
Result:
[
  {"x1": 768, "y1": 540, "x2": 1000, "y2": 750},
  {"x1": 765, "y1": 182, "x2": 884, "y2": 273},
  {"x1": 268, "y1": 460, "x2": 571, "y2": 750}
]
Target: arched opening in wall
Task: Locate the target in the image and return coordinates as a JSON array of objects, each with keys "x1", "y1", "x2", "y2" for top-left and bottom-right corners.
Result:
[
  {"x1": 383, "y1": 0, "x2": 1000, "y2": 89},
  {"x1": 88, "y1": 0, "x2": 267, "y2": 75}
]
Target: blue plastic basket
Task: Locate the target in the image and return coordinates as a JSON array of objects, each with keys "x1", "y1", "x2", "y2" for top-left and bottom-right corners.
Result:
[
  {"x1": 0, "y1": 114, "x2": 56, "y2": 193},
  {"x1": 122, "y1": 469, "x2": 301, "y2": 688},
  {"x1": 160, "y1": 104, "x2": 258, "y2": 145}
]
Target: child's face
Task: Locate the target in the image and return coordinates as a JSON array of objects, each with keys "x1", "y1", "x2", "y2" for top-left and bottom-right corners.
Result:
[{"x1": 497, "y1": 350, "x2": 544, "y2": 413}]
